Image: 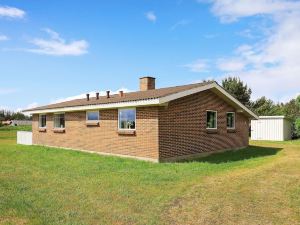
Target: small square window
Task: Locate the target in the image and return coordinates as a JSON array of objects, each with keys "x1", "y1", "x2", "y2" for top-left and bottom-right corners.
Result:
[
  {"x1": 227, "y1": 112, "x2": 235, "y2": 129},
  {"x1": 86, "y1": 111, "x2": 100, "y2": 121},
  {"x1": 206, "y1": 111, "x2": 217, "y2": 129}
]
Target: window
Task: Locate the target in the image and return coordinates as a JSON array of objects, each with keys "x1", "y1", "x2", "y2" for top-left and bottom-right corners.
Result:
[
  {"x1": 118, "y1": 108, "x2": 136, "y2": 130},
  {"x1": 54, "y1": 113, "x2": 65, "y2": 128},
  {"x1": 206, "y1": 111, "x2": 217, "y2": 129},
  {"x1": 227, "y1": 112, "x2": 235, "y2": 129},
  {"x1": 86, "y1": 111, "x2": 99, "y2": 121},
  {"x1": 39, "y1": 115, "x2": 46, "y2": 128}
]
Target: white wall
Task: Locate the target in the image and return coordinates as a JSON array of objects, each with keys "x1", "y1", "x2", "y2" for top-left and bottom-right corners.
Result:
[
  {"x1": 251, "y1": 117, "x2": 292, "y2": 141},
  {"x1": 17, "y1": 131, "x2": 32, "y2": 145}
]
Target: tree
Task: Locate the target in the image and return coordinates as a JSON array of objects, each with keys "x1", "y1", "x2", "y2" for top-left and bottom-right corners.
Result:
[
  {"x1": 282, "y1": 99, "x2": 300, "y2": 121},
  {"x1": 11, "y1": 112, "x2": 27, "y2": 120},
  {"x1": 222, "y1": 77, "x2": 252, "y2": 107},
  {"x1": 295, "y1": 118, "x2": 300, "y2": 137},
  {"x1": 250, "y1": 97, "x2": 282, "y2": 116},
  {"x1": 0, "y1": 109, "x2": 31, "y2": 121},
  {"x1": 296, "y1": 95, "x2": 300, "y2": 108}
]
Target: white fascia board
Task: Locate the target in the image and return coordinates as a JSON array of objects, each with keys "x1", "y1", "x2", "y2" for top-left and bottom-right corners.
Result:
[
  {"x1": 213, "y1": 83, "x2": 258, "y2": 119},
  {"x1": 26, "y1": 99, "x2": 160, "y2": 114},
  {"x1": 159, "y1": 82, "x2": 258, "y2": 119}
]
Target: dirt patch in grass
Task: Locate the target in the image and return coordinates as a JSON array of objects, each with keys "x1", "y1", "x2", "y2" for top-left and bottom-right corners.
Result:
[{"x1": 0, "y1": 217, "x2": 28, "y2": 225}]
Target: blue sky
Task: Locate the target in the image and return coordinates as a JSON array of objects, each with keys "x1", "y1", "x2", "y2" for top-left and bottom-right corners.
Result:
[{"x1": 1, "y1": 0, "x2": 300, "y2": 111}]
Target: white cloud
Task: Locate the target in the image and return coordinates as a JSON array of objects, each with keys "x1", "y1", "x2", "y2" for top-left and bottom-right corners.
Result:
[
  {"x1": 0, "y1": 6, "x2": 25, "y2": 19},
  {"x1": 277, "y1": 92, "x2": 300, "y2": 103},
  {"x1": 0, "y1": 35, "x2": 9, "y2": 41},
  {"x1": 217, "y1": 58, "x2": 245, "y2": 71},
  {"x1": 183, "y1": 59, "x2": 209, "y2": 73},
  {"x1": 237, "y1": 29, "x2": 258, "y2": 39},
  {"x1": 50, "y1": 88, "x2": 132, "y2": 104},
  {"x1": 207, "y1": 0, "x2": 300, "y2": 23},
  {"x1": 145, "y1": 11, "x2": 157, "y2": 22},
  {"x1": 0, "y1": 103, "x2": 38, "y2": 115},
  {"x1": 25, "y1": 102, "x2": 39, "y2": 109},
  {"x1": 27, "y1": 28, "x2": 89, "y2": 56},
  {"x1": 170, "y1": 19, "x2": 190, "y2": 31},
  {"x1": 0, "y1": 88, "x2": 18, "y2": 95},
  {"x1": 18, "y1": 102, "x2": 39, "y2": 115},
  {"x1": 197, "y1": 0, "x2": 300, "y2": 102}
]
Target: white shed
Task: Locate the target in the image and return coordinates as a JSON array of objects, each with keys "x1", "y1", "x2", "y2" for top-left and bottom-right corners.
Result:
[{"x1": 251, "y1": 116, "x2": 292, "y2": 141}]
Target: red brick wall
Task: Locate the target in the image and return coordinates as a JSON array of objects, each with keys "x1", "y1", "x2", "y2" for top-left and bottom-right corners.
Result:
[
  {"x1": 32, "y1": 90, "x2": 250, "y2": 161},
  {"x1": 32, "y1": 107, "x2": 159, "y2": 160},
  {"x1": 158, "y1": 90, "x2": 249, "y2": 160}
]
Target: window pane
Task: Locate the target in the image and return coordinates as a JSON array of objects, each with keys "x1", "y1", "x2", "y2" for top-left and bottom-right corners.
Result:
[
  {"x1": 39, "y1": 115, "x2": 46, "y2": 127},
  {"x1": 54, "y1": 114, "x2": 65, "y2": 128},
  {"x1": 87, "y1": 111, "x2": 99, "y2": 121},
  {"x1": 207, "y1": 111, "x2": 216, "y2": 128},
  {"x1": 227, "y1": 113, "x2": 235, "y2": 128},
  {"x1": 119, "y1": 109, "x2": 136, "y2": 129}
]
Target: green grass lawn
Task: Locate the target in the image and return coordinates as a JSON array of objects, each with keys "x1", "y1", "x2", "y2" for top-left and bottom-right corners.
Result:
[{"x1": 0, "y1": 126, "x2": 299, "y2": 225}]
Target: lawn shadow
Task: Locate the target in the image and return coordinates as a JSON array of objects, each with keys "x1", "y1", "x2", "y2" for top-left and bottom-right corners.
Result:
[{"x1": 184, "y1": 146, "x2": 282, "y2": 164}]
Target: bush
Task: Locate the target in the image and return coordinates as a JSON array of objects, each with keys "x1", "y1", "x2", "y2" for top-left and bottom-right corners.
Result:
[{"x1": 294, "y1": 118, "x2": 300, "y2": 138}]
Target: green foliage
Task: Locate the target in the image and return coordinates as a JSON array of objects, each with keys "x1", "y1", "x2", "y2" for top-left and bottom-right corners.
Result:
[
  {"x1": 250, "y1": 97, "x2": 283, "y2": 116},
  {"x1": 0, "y1": 109, "x2": 31, "y2": 121},
  {"x1": 294, "y1": 118, "x2": 300, "y2": 137},
  {"x1": 282, "y1": 99, "x2": 300, "y2": 121},
  {"x1": 296, "y1": 95, "x2": 300, "y2": 108},
  {"x1": 222, "y1": 77, "x2": 252, "y2": 107}
]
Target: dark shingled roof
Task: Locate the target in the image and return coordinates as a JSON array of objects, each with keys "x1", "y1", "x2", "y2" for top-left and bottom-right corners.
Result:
[{"x1": 24, "y1": 81, "x2": 214, "y2": 112}]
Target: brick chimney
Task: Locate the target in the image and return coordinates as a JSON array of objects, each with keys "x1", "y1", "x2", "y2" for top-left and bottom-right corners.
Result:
[
  {"x1": 140, "y1": 76, "x2": 155, "y2": 91},
  {"x1": 106, "y1": 91, "x2": 110, "y2": 98}
]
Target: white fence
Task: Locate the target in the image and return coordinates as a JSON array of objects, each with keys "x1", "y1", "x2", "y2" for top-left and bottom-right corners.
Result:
[{"x1": 17, "y1": 131, "x2": 32, "y2": 145}]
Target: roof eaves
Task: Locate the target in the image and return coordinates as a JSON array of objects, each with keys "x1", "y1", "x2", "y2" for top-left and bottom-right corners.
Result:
[{"x1": 23, "y1": 98, "x2": 161, "y2": 114}]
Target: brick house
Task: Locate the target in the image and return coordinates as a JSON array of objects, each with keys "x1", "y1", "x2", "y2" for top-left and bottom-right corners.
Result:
[{"x1": 24, "y1": 77, "x2": 258, "y2": 162}]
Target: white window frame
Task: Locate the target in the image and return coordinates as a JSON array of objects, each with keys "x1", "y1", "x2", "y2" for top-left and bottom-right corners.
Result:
[
  {"x1": 227, "y1": 112, "x2": 236, "y2": 129},
  {"x1": 39, "y1": 114, "x2": 47, "y2": 128},
  {"x1": 86, "y1": 111, "x2": 100, "y2": 122},
  {"x1": 206, "y1": 110, "x2": 217, "y2": 129},
  {"x1": 118, "y1": 108, "x2": 136, "y2": 130},
  {"x1": 53, "y1": 113, "x2": 65, "y2": 129}
]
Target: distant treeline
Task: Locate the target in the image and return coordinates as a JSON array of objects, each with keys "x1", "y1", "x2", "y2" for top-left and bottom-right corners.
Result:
[{"x1": 0, "y1": 110, "x2": 32, "y2": 121}]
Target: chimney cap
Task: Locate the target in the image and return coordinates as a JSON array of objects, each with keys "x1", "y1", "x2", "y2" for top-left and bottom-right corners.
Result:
[{"x1": 140, "y1": 76, "x2": 155, "y2": 79}]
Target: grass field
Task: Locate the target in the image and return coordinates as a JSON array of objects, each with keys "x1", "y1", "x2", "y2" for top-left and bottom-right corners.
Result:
[{"x1": 0, "y1": 126, "x2": 299, "y2": 225}]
